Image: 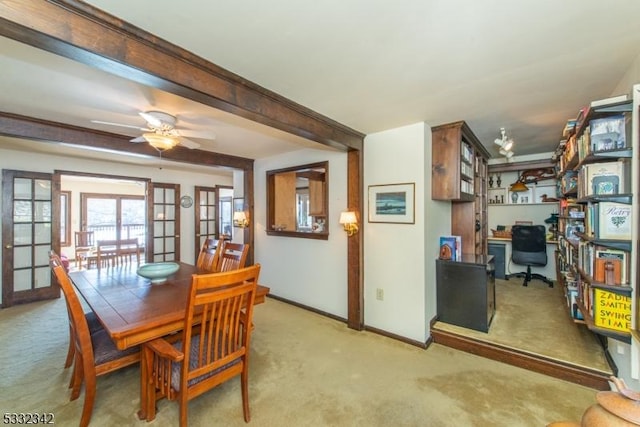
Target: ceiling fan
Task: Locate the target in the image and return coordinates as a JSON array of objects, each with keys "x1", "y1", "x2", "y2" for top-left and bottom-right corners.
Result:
[{"x1": 91, "y1": 111, "x2": 208, "y2": 151}]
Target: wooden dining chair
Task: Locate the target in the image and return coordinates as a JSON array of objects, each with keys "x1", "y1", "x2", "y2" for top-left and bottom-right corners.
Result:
[
  {"x1": 196, "y1": 238, "x2": 221, "y2": 272},
  {"x1": 50, "y1": 254, "x2": 140, "y2": 427},
  {"x1": 74, "y1": 231, "x2": 95, "y2": 270},
  {"x1": 96, "y1": 239, "x2": 119, "y2": 268},
  {"x1": 117, "y1": 238, "x2": 141, "y2": 265},
  {"x1": 215, "y1": 242, "x2": 250, "y2": 272},
  {"x1": 140, "y1": 264, "x2": 261, "y2": 426},
  {"x1": 49, "y1": 251, "x2": 103, "y2": 370}
]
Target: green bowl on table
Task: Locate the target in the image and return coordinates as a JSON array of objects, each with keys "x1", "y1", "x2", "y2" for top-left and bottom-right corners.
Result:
[{"x1": 137, "y1": 262, "x2": 180, "y2": 283}]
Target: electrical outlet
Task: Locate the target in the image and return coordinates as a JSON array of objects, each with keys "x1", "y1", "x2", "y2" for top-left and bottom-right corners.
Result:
[{"x1": 376, "y1": 288, "x2": 384, "y2": 301}]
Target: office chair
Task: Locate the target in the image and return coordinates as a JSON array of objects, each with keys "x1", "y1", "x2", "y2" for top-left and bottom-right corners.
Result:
[{"x1": 509, "y1": 225, "x2": 553, "y2": 287}]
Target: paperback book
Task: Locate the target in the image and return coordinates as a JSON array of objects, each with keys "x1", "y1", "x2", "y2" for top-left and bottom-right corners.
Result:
[
  {"x1": 595, "y1": 202, "x2": 632, "y2": 240},
  {"x1": 438, "y1": 236, "x2": 461, "y2": 261}
]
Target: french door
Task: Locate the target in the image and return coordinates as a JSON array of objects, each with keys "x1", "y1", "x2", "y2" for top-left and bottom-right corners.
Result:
[
  {"x1": 1, "y1": 170, "x2": 57, "y2": 307},
  {"x1": 149, "y1": 183, "x2": 180, "y2": 262},
  {"x1": 80, "y1": 193, "x2": 145, "y2": 243},
  {"x1": 194, "y1": 186, "x2": 218, "y2": 264}
]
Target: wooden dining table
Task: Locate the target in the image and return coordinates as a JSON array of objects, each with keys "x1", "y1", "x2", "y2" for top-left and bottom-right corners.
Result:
[{"x1": 68, "y1": 261, "x2": 270, "y2": 350}]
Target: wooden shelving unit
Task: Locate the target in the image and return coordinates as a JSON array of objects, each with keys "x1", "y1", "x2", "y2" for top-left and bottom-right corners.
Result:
[
  {"x1": 432, "y1": 120, "x2": 490, "y2": 256},
  {"x1": 554, "y1": 96, "x2": 635, "y2": 343}
]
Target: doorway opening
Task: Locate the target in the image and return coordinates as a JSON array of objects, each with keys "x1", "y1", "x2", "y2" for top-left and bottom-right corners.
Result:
[{"x1": 58, "y1": 172, "x2": 148, "y2": 271}]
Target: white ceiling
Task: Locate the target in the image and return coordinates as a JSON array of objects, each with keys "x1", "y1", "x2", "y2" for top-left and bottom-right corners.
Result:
[{"x1": 1, "y1": 0, "x2": 640, "y2": 170}]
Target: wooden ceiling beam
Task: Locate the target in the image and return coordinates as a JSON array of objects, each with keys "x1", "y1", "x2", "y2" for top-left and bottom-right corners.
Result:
[
  {"x1": 0, "y1": 112, "x2": 254, "y2": 170},
  {"x1": 0, "y1": 0, "x2": 364, "y2": 152}
]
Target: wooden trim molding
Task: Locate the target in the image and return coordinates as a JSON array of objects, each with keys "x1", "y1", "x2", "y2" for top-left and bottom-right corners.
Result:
[
  {"x1": 488, "y1": 159, "x2": 555, "y2": 174},
  {"x1": 347, "y1": 150, "x2": 363, "y2": 329},
  {"x1": 431, "y1": 327, "x2": 612, "y2": 390}
]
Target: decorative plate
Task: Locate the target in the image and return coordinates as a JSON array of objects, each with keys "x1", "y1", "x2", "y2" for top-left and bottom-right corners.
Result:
[{"x1": 180, "y1": 195, "x2": 193, "y2": 208}]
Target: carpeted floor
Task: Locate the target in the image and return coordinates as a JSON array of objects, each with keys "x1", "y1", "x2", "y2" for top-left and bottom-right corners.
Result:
[
  {"x1": 434, "y1": 278, "x2": 611, "y2": 373},
  {"x1": 0, "y1": 295, "x2": 598, "y2": 426}
]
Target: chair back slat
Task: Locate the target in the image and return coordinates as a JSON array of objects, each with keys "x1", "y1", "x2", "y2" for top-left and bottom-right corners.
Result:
[
  {"x1": 216, "y1": 242, "x2": 249, "y2": 272},
  {"x1": 97, "y1": 238, "x2": 140, "y2": 267},
  {"x1": 196, "y1": 238, "x2": 220, "y2": 272}
]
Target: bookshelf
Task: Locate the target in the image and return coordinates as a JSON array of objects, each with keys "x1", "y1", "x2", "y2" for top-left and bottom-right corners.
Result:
[
  {"x1": 554, "y1": 93, "x2": 636, "y2": 344},
  {"x1": 431, "y1": 121, "x2": 490, "y2": 256}
]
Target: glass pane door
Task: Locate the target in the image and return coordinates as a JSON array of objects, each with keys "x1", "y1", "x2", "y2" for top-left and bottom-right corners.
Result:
[
  {"x1": 151, "y1": 183, "x2": 180, "y2": 262},
  {"x1": 2, "y1": 170, "x2": 56, "y2": 307}
]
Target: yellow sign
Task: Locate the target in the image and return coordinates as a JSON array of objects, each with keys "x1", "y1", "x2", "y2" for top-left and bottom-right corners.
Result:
[{"x1": 593, "y1": 289, "x2": 631, "y2": 332}]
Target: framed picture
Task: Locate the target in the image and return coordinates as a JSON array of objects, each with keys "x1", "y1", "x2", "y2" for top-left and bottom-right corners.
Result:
[
  {"x1": 233, "y1": 197, "x2": 244, "y2": 212},
  {"x1": 368, "y1": 183, "x2": 415, "y2": 224}
]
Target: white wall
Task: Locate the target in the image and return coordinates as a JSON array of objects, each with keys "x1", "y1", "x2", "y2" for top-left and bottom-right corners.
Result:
[
  {"x1": 254, "y1": 148, "x2": 349, "y2": 318},
  {"x1": 0, "y1": 147, "x2": 233, "y2": 275},
  {"x1": 613, "y1": 51, "x2": 640, "y2": 96},
  {"x1": 364, "y1": 122, "x2": 449, "y2": 343}
]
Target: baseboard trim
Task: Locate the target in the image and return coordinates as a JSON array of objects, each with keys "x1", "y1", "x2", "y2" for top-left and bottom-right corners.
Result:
[
  {"x1": 266, "y1": 294, "x2": 347, "y2": 323},
  {"x1": 431, "y1": 327, "x2": 611, "y2": 390},
  {"x1": 364, "y1": 325, "x2": 428, "y2": 349},
  {"x1": 267, "y1": 294, "x2": 429, "y2": 348}
]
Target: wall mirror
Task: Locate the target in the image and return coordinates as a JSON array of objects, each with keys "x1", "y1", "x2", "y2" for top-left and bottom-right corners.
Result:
[{"x1": 266, "y1": 161, "x2": 328, "y2": 240}]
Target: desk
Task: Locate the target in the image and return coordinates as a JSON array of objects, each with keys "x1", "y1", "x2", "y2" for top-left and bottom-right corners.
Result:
[
  {"x1": 488, "y1": 237, "x2": 557, "y2": 281},
  {"x1": 69, "y1": 262, "x2": 270, "y2": 350}
]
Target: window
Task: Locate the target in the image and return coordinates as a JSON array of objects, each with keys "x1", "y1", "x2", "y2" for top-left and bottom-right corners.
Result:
[{"x1": 81, "y1": 193, "x2": 146, "y2": 244}]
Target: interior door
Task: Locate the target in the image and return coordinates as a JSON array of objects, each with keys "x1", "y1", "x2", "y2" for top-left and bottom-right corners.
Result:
[
  {"x1": 194, "y1": 186, "x2": 218, "y2": 264},
  {"x1": 1, "y1": 170, "x2": 57, "y2": 307},
  {"x1": 149, "y1": 183, "x2": 180, "y2": 262}
]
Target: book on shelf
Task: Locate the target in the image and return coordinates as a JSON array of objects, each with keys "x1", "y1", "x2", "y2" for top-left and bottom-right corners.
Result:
[
  {"x1": 578, "y1": 159, "x2": 631, "y2": 198},
  {"x1": 566, "y1": 285, "x2": 584, "y2": 321},
  {"x1": 594, "y1": 247, "x2": 628, "y2": 285},
  {"x1": 594, "y1": 202, "x2": 632, "y2": 240},
  {"x1": 438, "y1": 236, "x2": 461, "y2": 261},
  {"x1": 592, "y1": 288, "x2": 631, "y2": 333},
  {"x1": 565, "y1": 221, "x2": 584, "y2": 241},
  {"x1": 589, "y1": 114, "x2": 629, "y2": 152},
  {"x1": 593, "y1": 257, "x2": 622, "y2": 285}
]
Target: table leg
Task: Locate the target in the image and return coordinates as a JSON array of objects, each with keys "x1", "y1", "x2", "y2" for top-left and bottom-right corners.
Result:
[{"x1": 137, "y1": 348, "x2": 148, "y2": 420}]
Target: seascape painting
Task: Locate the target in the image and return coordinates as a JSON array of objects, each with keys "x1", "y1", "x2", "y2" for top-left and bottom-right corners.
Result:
[
  {"x1": 368, "y1": 183, "x2": 415, "y2": 224},
  {"x1": 375, "y1": 191, "x2": 406, "y2": 215}
]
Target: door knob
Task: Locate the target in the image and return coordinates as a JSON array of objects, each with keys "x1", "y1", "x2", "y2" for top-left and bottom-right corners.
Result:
[{"x1": 5, "y1": 244, "x2": 12, "y2": 249}]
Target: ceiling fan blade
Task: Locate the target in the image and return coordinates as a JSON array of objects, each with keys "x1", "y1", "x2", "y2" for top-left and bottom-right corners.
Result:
[
  {"x1": 139, "y1": 111, "x2": 162, "y2": 128},
  {"x1": 91, "y1": 119, "x2": 148, "y2": 131},
  {"x1": 178, "y1": 137, "x2": 200, "y2": 149}
]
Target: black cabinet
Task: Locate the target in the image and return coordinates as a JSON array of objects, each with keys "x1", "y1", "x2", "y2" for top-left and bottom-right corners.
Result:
[
  {"x1": 436, "y1": 254, "x2": 496, "y2": 332},
  {"x1": 488, "y1": 243, "x2": 506, "y2": 279}
]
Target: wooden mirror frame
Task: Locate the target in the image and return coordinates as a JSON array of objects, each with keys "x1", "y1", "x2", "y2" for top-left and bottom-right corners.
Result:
[{"x1": 266, "y1": 161, "x2": 329, "y2": 240}]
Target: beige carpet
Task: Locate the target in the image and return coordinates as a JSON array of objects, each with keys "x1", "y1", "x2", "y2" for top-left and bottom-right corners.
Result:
[
  {"x1": 0, "y1": 296, "x2": 598, "y2": 426},
  {"x1": 434, "y1": 278, "x2": 611, "y2": 373}
]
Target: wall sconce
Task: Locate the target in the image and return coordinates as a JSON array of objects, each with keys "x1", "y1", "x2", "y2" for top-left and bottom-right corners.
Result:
[
  {"x1": 233, "y1": 211, "x2": 249, "y2": 228},
  {"x1": 339, "y1": 211, "x2": 358, "y2": 237}
]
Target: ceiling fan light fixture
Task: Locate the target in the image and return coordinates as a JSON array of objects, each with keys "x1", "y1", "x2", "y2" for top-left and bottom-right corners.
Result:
[{"x1": 143, "y1": 133, "x2": 179, "y2": 151}]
